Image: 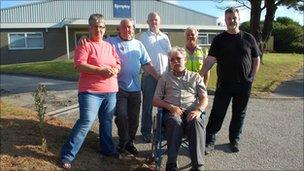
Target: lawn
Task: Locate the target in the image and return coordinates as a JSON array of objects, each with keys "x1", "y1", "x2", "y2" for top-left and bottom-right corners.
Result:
[
  {"x1": 0, "y1": 60, "x2": 78, "y2": 81},
  {"x1": 207, "y1": 53, "x2": 304, "y2": 96},
  {"x1": 1, "y1": 53, "x2": 303, "y2": 96}
]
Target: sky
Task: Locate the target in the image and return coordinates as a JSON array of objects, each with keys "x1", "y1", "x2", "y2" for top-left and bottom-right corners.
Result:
[{"x1": 0, "y1": 0, "x2": 303, "y2": 25}]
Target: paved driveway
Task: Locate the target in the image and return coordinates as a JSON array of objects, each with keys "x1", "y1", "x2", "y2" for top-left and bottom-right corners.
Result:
[{"x1": 0, "y1": 74, "x2": 78, "y2": 112}]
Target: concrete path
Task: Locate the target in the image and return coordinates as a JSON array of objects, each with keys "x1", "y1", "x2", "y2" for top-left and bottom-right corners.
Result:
[
  {"x1": 270, "y1": 67, "x2": 304, "y2": 98},
  {"x1": 1, "y1": 71, "x2": 303, "y2": 170},
  {"x1": 0, "y1": 74, "x2": 78, "y2": 112}
]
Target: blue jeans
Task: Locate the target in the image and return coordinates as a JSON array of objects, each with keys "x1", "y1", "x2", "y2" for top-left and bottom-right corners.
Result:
[
  {"x1": 61, "y1": 92, "x2": 117, "y2": 162},
  {"x1": 141, "y1": 75, "x2": 158, "y2": 136}
]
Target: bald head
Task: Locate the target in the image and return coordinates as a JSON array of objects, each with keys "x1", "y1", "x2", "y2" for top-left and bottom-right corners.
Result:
[{"x1": 118, "y1": 19, "x2": 134, "y2": 41}]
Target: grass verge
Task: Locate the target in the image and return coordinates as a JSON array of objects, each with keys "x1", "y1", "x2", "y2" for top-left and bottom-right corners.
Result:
[
  {"x1": 0, "y1": 60, "x2": 78, "y2": 81},
  {"x1": 1, "y1": 53, "x2": 303, "y2": 96}
]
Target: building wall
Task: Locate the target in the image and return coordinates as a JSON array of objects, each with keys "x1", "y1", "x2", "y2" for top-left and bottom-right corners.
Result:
[
  {"x1": 1, "y1": 0, "x2": 217, "y2": 25},
  {"x1": 1, "y1": 28, "x2": 67, "y2": 64},
  {"x1": 1, "y1": 26, "x2": 223, "y2": 64},
  {"x1": 0, "y1": 0, "x2": 223, "y2": 64},
  {"x1": 167, "y1": 31, "x2": 185, "y2": 47}
]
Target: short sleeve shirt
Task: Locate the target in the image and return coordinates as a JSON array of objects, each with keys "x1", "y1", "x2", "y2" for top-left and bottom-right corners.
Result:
[
  {"x1": 138, "y1": 30, "x2": 171, "y2": 75},
  {"x1": 74, "y1": 40, "x2": 120, "y2": 93},
  {"x1": 106, "y1": 36, "x2": 151, "y2": 92},
  {"x1": 154, "y1": 70, "x2": 207, "y2": 111},
  {"x1": 209, "y1": 31, "x2": 261, "y2": 83}
]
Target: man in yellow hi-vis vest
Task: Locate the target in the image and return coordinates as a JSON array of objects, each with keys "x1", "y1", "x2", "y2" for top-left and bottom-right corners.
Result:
[{"x1": 185, "y1": 27, "x2": 210, "y2": 86}]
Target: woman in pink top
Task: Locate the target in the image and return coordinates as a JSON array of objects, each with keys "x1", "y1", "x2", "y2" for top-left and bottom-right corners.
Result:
[{"x1": 61, "y1": 13, "x2": 121, "y2": 169}]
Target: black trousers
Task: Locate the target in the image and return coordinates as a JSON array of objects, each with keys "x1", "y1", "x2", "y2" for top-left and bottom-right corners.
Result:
[
  {"x1": 206, "y1": 81, "x2": 252, "y2": 144},
  {"x1": 114, "y1": 89, "x2": 141, "y2": 146}
]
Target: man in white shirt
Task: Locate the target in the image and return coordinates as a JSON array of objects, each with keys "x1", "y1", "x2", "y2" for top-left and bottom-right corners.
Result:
[{"x1": 138, "y1": 12, "x2": 172, "y2": 143}]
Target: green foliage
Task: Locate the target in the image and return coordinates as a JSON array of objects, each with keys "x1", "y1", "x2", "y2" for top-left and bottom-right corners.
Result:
[
  {"x1": 272, "y1": 17, "x2": 304, "y2": 53},
  {"x1": 240, "y1": 21, "x2": 250, "y2": 32},
  {"x1": 240, "y1": 21, "x2": 265, "y2": 33},
  {"x1": 276, "y1": 17, "x2": 301, "y2": 26},
  {"x1": 33, "y1": 84, "x2": 48, "y2": 152}
]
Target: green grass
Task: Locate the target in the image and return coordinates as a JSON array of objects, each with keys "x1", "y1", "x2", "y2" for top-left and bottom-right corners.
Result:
[
  {"x1": 0, "y1": 60, "x2": 78, "y2": 80},
  {"x1": 207, "y1": 53, "x2": 304, "y2": 96},
  {"x1": 1, "y1": 53, "x2": 303, "y2": 96},
  {"x1": 253, "y1": 53, "x2": 303, "y2": 95}
]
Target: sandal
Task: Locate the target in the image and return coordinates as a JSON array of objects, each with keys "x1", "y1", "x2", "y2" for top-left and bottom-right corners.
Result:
[{"x1": 61, "y1": 160, "x2": 71, "y2": 169}]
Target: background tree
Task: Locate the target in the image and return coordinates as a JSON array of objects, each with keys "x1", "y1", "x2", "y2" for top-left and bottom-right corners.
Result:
[
  {"x1": 272, "y1": 17, "x2": 304, "y2": 53},
  {"x1": 216, "y1": 0, "x2": 303, "y2": 59},
  {"x1": 241, "y1": 17, "x2": 304, "y2": 53}
]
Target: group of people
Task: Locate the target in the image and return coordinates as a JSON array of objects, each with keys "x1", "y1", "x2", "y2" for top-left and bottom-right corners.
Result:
[{"x1": 60, "y1": 7, "x2": 260, "y2": 171}]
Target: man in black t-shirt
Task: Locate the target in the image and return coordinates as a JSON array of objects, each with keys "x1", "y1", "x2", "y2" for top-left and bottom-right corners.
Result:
[{"x1": 200, "y1": 7, "x2": 261, "y2": 154}]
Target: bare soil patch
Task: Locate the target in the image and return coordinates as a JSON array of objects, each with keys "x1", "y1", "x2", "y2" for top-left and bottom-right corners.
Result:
[{"x1": 0, "y1": 101, "x2": 153, "y2": 170}]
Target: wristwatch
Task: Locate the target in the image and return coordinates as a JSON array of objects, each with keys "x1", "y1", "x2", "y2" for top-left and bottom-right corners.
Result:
[{"x1": 198, "y1": 108, "x2": 204, "y2": 113}]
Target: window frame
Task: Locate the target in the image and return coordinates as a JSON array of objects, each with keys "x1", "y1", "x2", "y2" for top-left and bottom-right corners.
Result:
[
  {"x1": 198, "y1": 32, "x2": 218, "y2": 46},
  {"x1": 74, "y1": 31, "x2": 90, "y2": 46},
  {"x1": 8, "y1": 32, "x2": 44, "y2": 50}
]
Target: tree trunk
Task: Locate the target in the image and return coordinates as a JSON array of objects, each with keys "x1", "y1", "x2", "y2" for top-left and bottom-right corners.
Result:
[
  {"x1": 249, "y1": 0, "x2": 262, "y2": 42},
  {"x1": 249, "y1": 0, "x2": 264, "y2": 60},
  {"x1": 262, "y1": 0, "x2": 277, "y2": 49}
]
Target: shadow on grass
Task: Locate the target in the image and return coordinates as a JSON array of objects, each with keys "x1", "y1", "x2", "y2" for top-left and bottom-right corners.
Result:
[{"x1": 0, "y1": 117, "x2": 150, "y2": 170}]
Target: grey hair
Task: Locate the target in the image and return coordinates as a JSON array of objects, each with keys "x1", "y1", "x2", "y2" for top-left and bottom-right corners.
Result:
[
  {"x1": 147, "y1": 12, "x2": 160, "y2": 21},
  {"x1": 88, "y1": 13, "x2": 104, "y2": 25},
  {"x1": 184, "y1": 26, "x2": 199, "y2": 37},
  {"x1": 168, "y1": 46, "x2": 186, "y2": 59},
  {"x1": 225, "y1": 7, "x2": 239, "y2": 15}
]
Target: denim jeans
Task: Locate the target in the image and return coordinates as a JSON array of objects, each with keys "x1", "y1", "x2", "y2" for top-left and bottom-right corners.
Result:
[
  {"x1": 61, "y1": 92, "x2": 117, "y2": 162},
  {"x1": 141, "y1": 75, "x2": 158, "y2": 136}
]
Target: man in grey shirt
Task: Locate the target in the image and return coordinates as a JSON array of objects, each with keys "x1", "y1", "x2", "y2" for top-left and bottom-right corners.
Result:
[{"x1": 153, "y1": 46, "x2": 208, "y2": 171}]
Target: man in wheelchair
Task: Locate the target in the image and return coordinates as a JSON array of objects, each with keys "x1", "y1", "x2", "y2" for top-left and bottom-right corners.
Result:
[{"x1": 153, "y1": 46, "x2": 208, "y2": 171}]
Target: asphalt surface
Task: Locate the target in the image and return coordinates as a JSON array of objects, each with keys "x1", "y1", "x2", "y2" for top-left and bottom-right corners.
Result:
[{"x1": 0, "y1": 69, "x2": 303, "y2": 170}]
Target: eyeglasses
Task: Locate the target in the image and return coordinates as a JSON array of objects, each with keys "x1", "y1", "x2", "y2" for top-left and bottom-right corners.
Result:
[
  {"x1": 170, "y1": 57, "x2": 183, "y2": 62},
  {"x1": 186, "y1": 33, "x2": 196, "y2": 37}
]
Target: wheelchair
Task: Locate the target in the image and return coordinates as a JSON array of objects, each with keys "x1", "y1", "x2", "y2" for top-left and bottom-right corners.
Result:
[{"x1": 150, "y1": 109, "x2": 205, "y2": 170}]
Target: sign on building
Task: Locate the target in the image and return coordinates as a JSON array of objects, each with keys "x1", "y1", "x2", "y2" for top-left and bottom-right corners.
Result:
[{"x1": 113, "y1": 0, "x2": 131, "y2": 18}]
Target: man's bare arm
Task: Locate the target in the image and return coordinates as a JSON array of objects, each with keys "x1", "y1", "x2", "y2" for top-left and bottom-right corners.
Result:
[
  {"x1": 142, "y1": 62, "x2": 161, "y2": 80},
  {"x1": 153, "y1": 97, "x2": 183, "y2": 116},
  {"x1": 187, "y1": 88, "x2": 208, "y2": 122},
  {"x1": 199, "y1": 55, "x2": 217, "y2": 77},
  {"x1": 203, "y1": 71, "x2": 210, "y2": 87},
  {"x1": 251, "y1": 57, "x2": 260, "y2": 79}
]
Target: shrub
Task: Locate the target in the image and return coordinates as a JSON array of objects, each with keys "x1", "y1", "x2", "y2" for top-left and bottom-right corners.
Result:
[{"x1": 273, "y1": 24, "x2": 304, "y2": 53}]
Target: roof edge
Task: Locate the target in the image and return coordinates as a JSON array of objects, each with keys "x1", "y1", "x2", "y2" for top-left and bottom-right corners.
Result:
[
  {"x1": 0, "y1": 22, "x2": 62, "y2": 29},
  {"x1": 0, "y1": 0, "x2": 51, "y2": 11}
]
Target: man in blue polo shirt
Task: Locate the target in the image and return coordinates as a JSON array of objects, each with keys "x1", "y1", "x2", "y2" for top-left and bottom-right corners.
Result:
[{"x1": 106, "y1": 19, "x2": 160, "y2": 156}]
